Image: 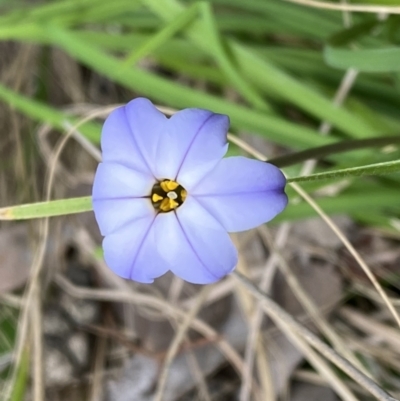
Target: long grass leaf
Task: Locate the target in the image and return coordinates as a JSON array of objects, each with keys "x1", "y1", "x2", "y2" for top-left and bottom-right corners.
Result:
[
  {"x1": 0, "y1": 83, "x2": 101, "y2": 142},
  {"x1": 0, "y1": 197, "x2": 92, "y2": 220},
  {"x1": 288, "y1": 159, "x2": 400, "y2": 183},
  {"x1": 45, "y1": 25, "x2": 331, "y2": 149},
  {"x1": 144, "y1": 0, "x2": 381, "y2": 138}
]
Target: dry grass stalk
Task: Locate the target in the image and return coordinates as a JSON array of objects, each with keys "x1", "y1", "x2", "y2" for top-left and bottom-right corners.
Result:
[
  {"x1": 282, "y1": 0, "x2": 400, "y2": 14},
  {"x1": 154, "y1": 286, "x2": 210, "y2": 401},
  {"x1": 232, "y1": 271, "x2": 397, "y2": 401}
]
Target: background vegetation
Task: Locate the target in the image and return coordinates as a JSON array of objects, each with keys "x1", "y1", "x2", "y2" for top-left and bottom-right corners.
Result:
[{"x1": 0, "y1": 0, "x2": 400, "y2": 400}]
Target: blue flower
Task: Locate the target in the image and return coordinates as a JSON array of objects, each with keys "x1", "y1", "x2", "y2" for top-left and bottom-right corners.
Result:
[{"x1": 92, "y1": 98, "x2": 287, "y2": 284}]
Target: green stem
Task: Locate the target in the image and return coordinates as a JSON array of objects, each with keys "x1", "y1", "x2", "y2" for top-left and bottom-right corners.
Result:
[
  {"x1": 269, "y1": 136, "x2": 400, "y2": 168},
  {"x1": 0, "y1": 196, "x2": 92, "y2": 220},
  {"x1": 287, "y1": 159, "x2": 400, "y2": 183}
]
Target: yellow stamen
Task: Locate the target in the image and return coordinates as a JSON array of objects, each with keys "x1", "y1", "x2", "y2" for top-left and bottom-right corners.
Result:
[
  {"x1": 159, "y1": 198, "x2": 179, "y2": 212},
  {"x1": 151, "y1": 179, "x2": 187, "y2": 213},
  {"x1": 181, "y1": 189, "x2": 187, "y2": 202},
  {"x1": 152, "y1": 193, "x2": 164, "y2": 203},
  {"x1": 160, "y1": 180, "x2": 179, "y2": 192}
]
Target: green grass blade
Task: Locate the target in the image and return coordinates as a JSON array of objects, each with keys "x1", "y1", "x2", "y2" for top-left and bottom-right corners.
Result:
[
  {"x1": 0, "y1": 83, "x2": 101, "y2": 142},
  {"x1": 325, "y1": 19, "x2": 400, "y2": 72},
  {"x1": 123, "y1": 3, "x2": 200, "y2": 66},
  {"x1": 9, "y1": 347, "x2": 29, "y2": 401},
  {"x1": 288, "y1": 159, "x2": 400, "y2": 183},
  {"x1": 0, "y1": 0, "x2": 142, "y2": 27},
  {"x1": 325, "y1": 46, "x2": 400, "y2": 72},
  {"x1": 207, "y1": 0, "x2": 341, "y2": 39},
  {"x1": 270, "y1": 136, "x2": 400, "y2": 167},
  {"x1": 275, "y1": 189, "x2": 400, "y2": 222},
  {"x1": 231, "y1": 43, "x2": 378, "y2": 138},
  {"x1": 0, "y1": 197, "x2": 92, "y2": 220},
  {"x1": 197, "y1": 2, "x2": 271, "y2": 111},
  {"x1": 45, "y1": 25, "x2": 330, "y2": 149},
  {"x1": 144, "y1": 0, "x2": 380, "y2": 138}
]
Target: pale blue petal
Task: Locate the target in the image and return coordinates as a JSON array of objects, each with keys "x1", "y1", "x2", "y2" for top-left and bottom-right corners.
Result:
[
  {"x1": 93, "y1": 198, "x2": 154, "y2": 236},
  {"x1": 192, "y1": 156, "x2": 287, "y2": 232},
  {"x1": 103, "y1": 216, "x2": 153, "y2": 281},
  {"x1": 124, "y1": 98, "x2": 167, "y2": 177},
  {"x1": 131, "y1": 218, "x2": 170, "y2": 282},
  {"x1": 154, "y1": 109, "x2": 229, "y2": 187},
  {"x1": 102, "y1": 216, "x2": 168, "y2": 283},
  {"x1": 92, "y1": 162, "x2": 154, "y2": 200},
  {"x1": 101, "y1": 105, "x2": 151, "y2": 175},
  {"x1": 155, "y1": 196, "x2": 237, "y2": 284}
]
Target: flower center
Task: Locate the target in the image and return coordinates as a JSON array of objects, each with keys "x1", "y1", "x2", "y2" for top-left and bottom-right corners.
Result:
[{"x1": 151, "y1": 179, "x2": 187, "y2": 213}]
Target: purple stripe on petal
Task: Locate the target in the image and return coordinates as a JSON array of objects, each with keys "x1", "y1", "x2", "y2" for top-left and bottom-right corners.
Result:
[
  {"x1": 103, "y1": 215, "x2": 169, "y2": 282},
  {"x1": 152, "y1": 213, "x2": 218, "y2": 284},
  {"x1": 102, "y1": 216, "x2": 155, "y2": 281},
  {"x1": 92, "y1": 162, "x2": 154, "y2": 200},
  {"x1": 154, "y1": 196, "x2": 237, "y2": 284},
  {"x1": 193, "y1": 156, "x2": 286, "y2": 195},
  {"x1": 124, "y1": 98, "x2": 167, "y2": 177},
  {"x1": 95, "y1": 99, "x2": 288, "y2": 285},
  {"x1": 192, "y1": 156, "x2": 287, "y2": 232},
  {"x1": 131, "y1": 216, "x2": 170, "y2": 282},
  {"x1": 196, "y1": 191, "x2": 287, "y2": 233},
  {"x1": 93, "y1": 198, "x2": 154, "y2": 236},
  {"x1": 101, "y1": 106, "x2": 151, "y2": 175},
  {"x1": 154, "y1": 109, "x2": 229, "y2": 187}
]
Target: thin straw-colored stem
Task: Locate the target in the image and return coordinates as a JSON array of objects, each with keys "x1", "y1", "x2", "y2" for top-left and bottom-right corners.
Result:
[
  {"x1": 232, "y1": 271, "x2": 398, "y2": 401},
  {"x1": 240, "y1": 224, "x2": 290, "y2": 401},
  {"x1": 291, "y1": 182, "x2": 400, "y2": 329},
  {"x1": 54, "y1": 274, "x2": 246, "y2": 377},
  {"x1": 301, "y1": 68, "x2": 358, "y2": 175},
  {"x1": 7, "y1": 106, "x2": 119, "y2": 401},
  {"x1": 225, "y1": 126, "x2": 400, "y2": 330},
  {"x1": 154, "y1": 286, "x2": 210, "y2": 401},
  {"x1": 156, "y1": 103, "x2": 400, "y2": 396},
  {"x1": 258, "y1": 225, "x2": 369, "y2": 376}
]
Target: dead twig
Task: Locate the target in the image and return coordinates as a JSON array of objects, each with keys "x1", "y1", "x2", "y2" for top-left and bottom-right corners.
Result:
[{"x1": 232, "y1": 271, "x2": 398, "y2": 401}]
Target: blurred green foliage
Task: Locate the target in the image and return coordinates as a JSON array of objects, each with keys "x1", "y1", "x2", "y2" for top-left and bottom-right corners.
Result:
[
  {"x1": 1, "y1": 1, "x2": 400, "y2": 397},
  {"x1": 0, "y1": 0, "x2": 399, "y2": 232}
]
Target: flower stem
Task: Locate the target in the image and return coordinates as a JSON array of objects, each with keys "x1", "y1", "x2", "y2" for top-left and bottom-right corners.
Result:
[{"x1": 269, "y1": 136, "x2": 400, "y2": 168}]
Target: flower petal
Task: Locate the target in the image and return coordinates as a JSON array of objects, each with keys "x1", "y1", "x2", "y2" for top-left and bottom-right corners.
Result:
[
  {"x1": 192, "y1": 156, "x2": 287, "y2": 232},
  {"x1": 92, "y1": 162, "x2": 154, "y2": 200},
  {"x1": 155, "y1": 196, "x2": 237, "y2": 284},
  {"x1": 93, "y1": 198, "x2": 154, "y2": 236},
  {"x1": 102, "y1": 216, "x2": 168, "y2": 283},
  {"x1": 154, "y1": 109, "x2": 229, "y2": 187},
  {"x1": 124, "y1": 98, "x2": 167, "y2": 177},
  {"x1": 101, "y1": 104, "x2": 155, "y2": 175}
]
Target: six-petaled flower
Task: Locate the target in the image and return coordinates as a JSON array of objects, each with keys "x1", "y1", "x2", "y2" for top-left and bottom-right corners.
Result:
[{"x1": 92, "y1": 98, "x2": 287, "y2": 284}]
